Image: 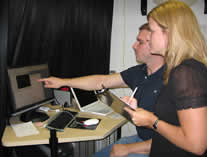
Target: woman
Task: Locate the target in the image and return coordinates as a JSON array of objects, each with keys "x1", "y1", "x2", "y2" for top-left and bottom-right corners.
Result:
[{"x1": 112, "y1": 1, "x2": 207, "y2": 157}]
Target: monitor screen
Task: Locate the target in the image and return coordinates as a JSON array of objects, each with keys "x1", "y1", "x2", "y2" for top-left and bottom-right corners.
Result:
[
  {"x1": 8, "y1": 64, "x2": 54, "y2": 117},
  {"x1": 72, "y1": 88, "x2": 98, "y2": 107}
]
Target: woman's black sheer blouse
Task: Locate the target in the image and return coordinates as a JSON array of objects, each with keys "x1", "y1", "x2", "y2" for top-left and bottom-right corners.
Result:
[
  {"x1": 169, "y1": 59, "x2": 207, "y2": 110},
  {"x1": 150, "y1": 59, "x2": 207, "y2": 157}
]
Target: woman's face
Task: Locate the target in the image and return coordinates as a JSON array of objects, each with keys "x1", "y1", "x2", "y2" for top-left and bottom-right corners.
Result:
[{"x1": 148, "y1": 17, "x2": 168, "y2": 56}]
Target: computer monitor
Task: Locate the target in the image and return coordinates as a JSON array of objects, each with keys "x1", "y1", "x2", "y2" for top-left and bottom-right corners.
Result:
[{"x1": 8, "y1": 64, "x2": 54, "y2": 122}]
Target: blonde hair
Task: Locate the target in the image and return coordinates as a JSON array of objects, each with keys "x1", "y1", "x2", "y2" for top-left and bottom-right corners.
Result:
[{"x1": 147, "y1": 0, "x2": 207, "y2": 84}]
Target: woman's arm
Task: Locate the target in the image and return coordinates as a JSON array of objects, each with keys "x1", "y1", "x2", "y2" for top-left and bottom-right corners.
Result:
[
  {"x1": 157, "y1": 107, "x2": 207, "y2": 155},
  {"x1": 125, "y1": 105, "x2": 207, "y2": 155}
]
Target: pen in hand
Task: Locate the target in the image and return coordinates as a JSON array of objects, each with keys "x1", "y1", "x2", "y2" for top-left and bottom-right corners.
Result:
[{"x1": 128, "y1": 87, "x2": 138, "y2": 105}]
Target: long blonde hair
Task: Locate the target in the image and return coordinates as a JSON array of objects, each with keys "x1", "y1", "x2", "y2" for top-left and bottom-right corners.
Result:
[{"x1": 147, "y1": 0, "x2": 207, "y2": 84}]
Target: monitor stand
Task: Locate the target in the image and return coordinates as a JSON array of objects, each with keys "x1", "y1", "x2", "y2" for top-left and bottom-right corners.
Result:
[{"x1": 20, "y1": 109, "x2": 49, "y2": 122}]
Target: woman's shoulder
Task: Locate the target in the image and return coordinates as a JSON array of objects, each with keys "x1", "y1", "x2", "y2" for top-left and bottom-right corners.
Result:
[
  {"x1": 169, "y1": 59, "x2": 207, "y2": 83},
  {"x1": 180, "y1": 58, "x2": 206, "y2": 67},
  {"x1": 172, "y1": 59, "x2": 207, "y2": 75}
]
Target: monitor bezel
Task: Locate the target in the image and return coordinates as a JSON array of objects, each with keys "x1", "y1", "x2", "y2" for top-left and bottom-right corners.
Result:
[{"x1": 8, "y1": 64, "x2": 54, "y2": 117}]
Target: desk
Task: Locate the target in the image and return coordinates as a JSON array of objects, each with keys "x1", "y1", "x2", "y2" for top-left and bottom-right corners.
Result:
[{"x1": 2, "y1": 105, "x2": 127, "y2": 157}]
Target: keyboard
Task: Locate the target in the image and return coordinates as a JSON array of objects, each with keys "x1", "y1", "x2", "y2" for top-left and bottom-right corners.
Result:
[{"x1": 46, "y1": 110, "x2": 77, "y2": 132}]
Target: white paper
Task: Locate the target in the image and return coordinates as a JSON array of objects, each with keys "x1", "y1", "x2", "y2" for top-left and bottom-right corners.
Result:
[{"x1": 11, "y1": 121, "x2": 39, "y2": 137}]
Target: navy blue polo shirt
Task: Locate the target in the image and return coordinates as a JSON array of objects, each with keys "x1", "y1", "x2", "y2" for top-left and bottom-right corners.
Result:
[{"x1": 120, "y1": 64, "x2": 164, "y2": 140}]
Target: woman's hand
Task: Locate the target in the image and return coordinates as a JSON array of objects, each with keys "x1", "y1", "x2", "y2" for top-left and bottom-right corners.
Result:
[{"x1": 122, "y1": 96, "x2": 157, "y2": 129}]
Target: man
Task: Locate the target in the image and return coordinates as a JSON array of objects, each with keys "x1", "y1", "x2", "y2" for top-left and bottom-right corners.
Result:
[{"x1": 39, "y1": 23, "x2": 164, "y2": 157}]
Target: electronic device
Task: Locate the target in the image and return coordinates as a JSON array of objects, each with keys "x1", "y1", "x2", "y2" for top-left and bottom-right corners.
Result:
[
  {"x1": 54, "y1": 89, "x2": 72, "y2": 107},
  {"x1": 93, "y1": 88, "x2": 135, "y2": 122},
  {"x1": 8, "y1": 64, "x2": 54, "y2": 122},
  {"x1": 46, "y1": 110, "x2": 77, "y2": 132},
  {"x1": 98, "y1": 90, "x2": 135, "y2": 122},
  {"x1": 83, "y1": 119, "x2": 99, "y2": 126},
  {"x1": 38, "y1": 106, "x2": 50, "y2": 112},
  {"x1": 70, "y1": 87, "x2": 113, "y2": 116}
]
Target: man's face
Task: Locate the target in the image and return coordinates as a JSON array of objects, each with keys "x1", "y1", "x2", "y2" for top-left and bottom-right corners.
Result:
[{"x1": 132, "y1": 29, "x2": 151, "y2": 64}]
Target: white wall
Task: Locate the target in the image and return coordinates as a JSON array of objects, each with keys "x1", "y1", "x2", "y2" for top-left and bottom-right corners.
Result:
[{"x1": 110, "y1": 0, "x2": 207, "y2": 137}]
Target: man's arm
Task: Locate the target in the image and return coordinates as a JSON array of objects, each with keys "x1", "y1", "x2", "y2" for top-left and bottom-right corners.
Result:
[
  {"x1": 38, "y1": 73, "x2": 128, "y2": 90},
  {"x1": 110, "y1": 139, "x2": 152, "y2": 157}
]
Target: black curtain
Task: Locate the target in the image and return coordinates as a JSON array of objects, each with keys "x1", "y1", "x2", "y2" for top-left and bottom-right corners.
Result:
[
  {"x1": 8, "y1": 0, "x2": 114, "y2": 78},
  {"x1": 1, "y1": 0, "x2": 114, "y2": 156},
  {"x1": 0, "y1": 0, "x2": 8, "y2": 156},
  {"x1": 48, "y1": 0, "x2": 114, "y2": 77},
  {"x1": 7, "y1": 0, "x2": 114, "y2": 114}
]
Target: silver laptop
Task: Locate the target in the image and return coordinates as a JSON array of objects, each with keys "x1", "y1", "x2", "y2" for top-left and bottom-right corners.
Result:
[{"x1": 70, "y1": 87, "x2": 113, "y2": 116}]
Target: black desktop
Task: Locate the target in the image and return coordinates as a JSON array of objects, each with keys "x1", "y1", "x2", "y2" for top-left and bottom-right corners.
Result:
[{"x1": 8, "y1": 64, "x2": 54, "y2": 122}]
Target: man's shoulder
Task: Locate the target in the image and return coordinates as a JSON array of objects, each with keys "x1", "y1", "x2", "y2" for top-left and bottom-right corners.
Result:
[
  {"x1": 127, "y1": 64, "x2": 146, "y2": 71},
  {"x1": 120, "y1": 64, "x2": 146, "y2": 79}
]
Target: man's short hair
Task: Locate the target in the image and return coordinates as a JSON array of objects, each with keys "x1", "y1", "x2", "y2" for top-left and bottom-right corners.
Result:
[{"x1": 139, "y1": 23, "x2": 150, "y2": 31}]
